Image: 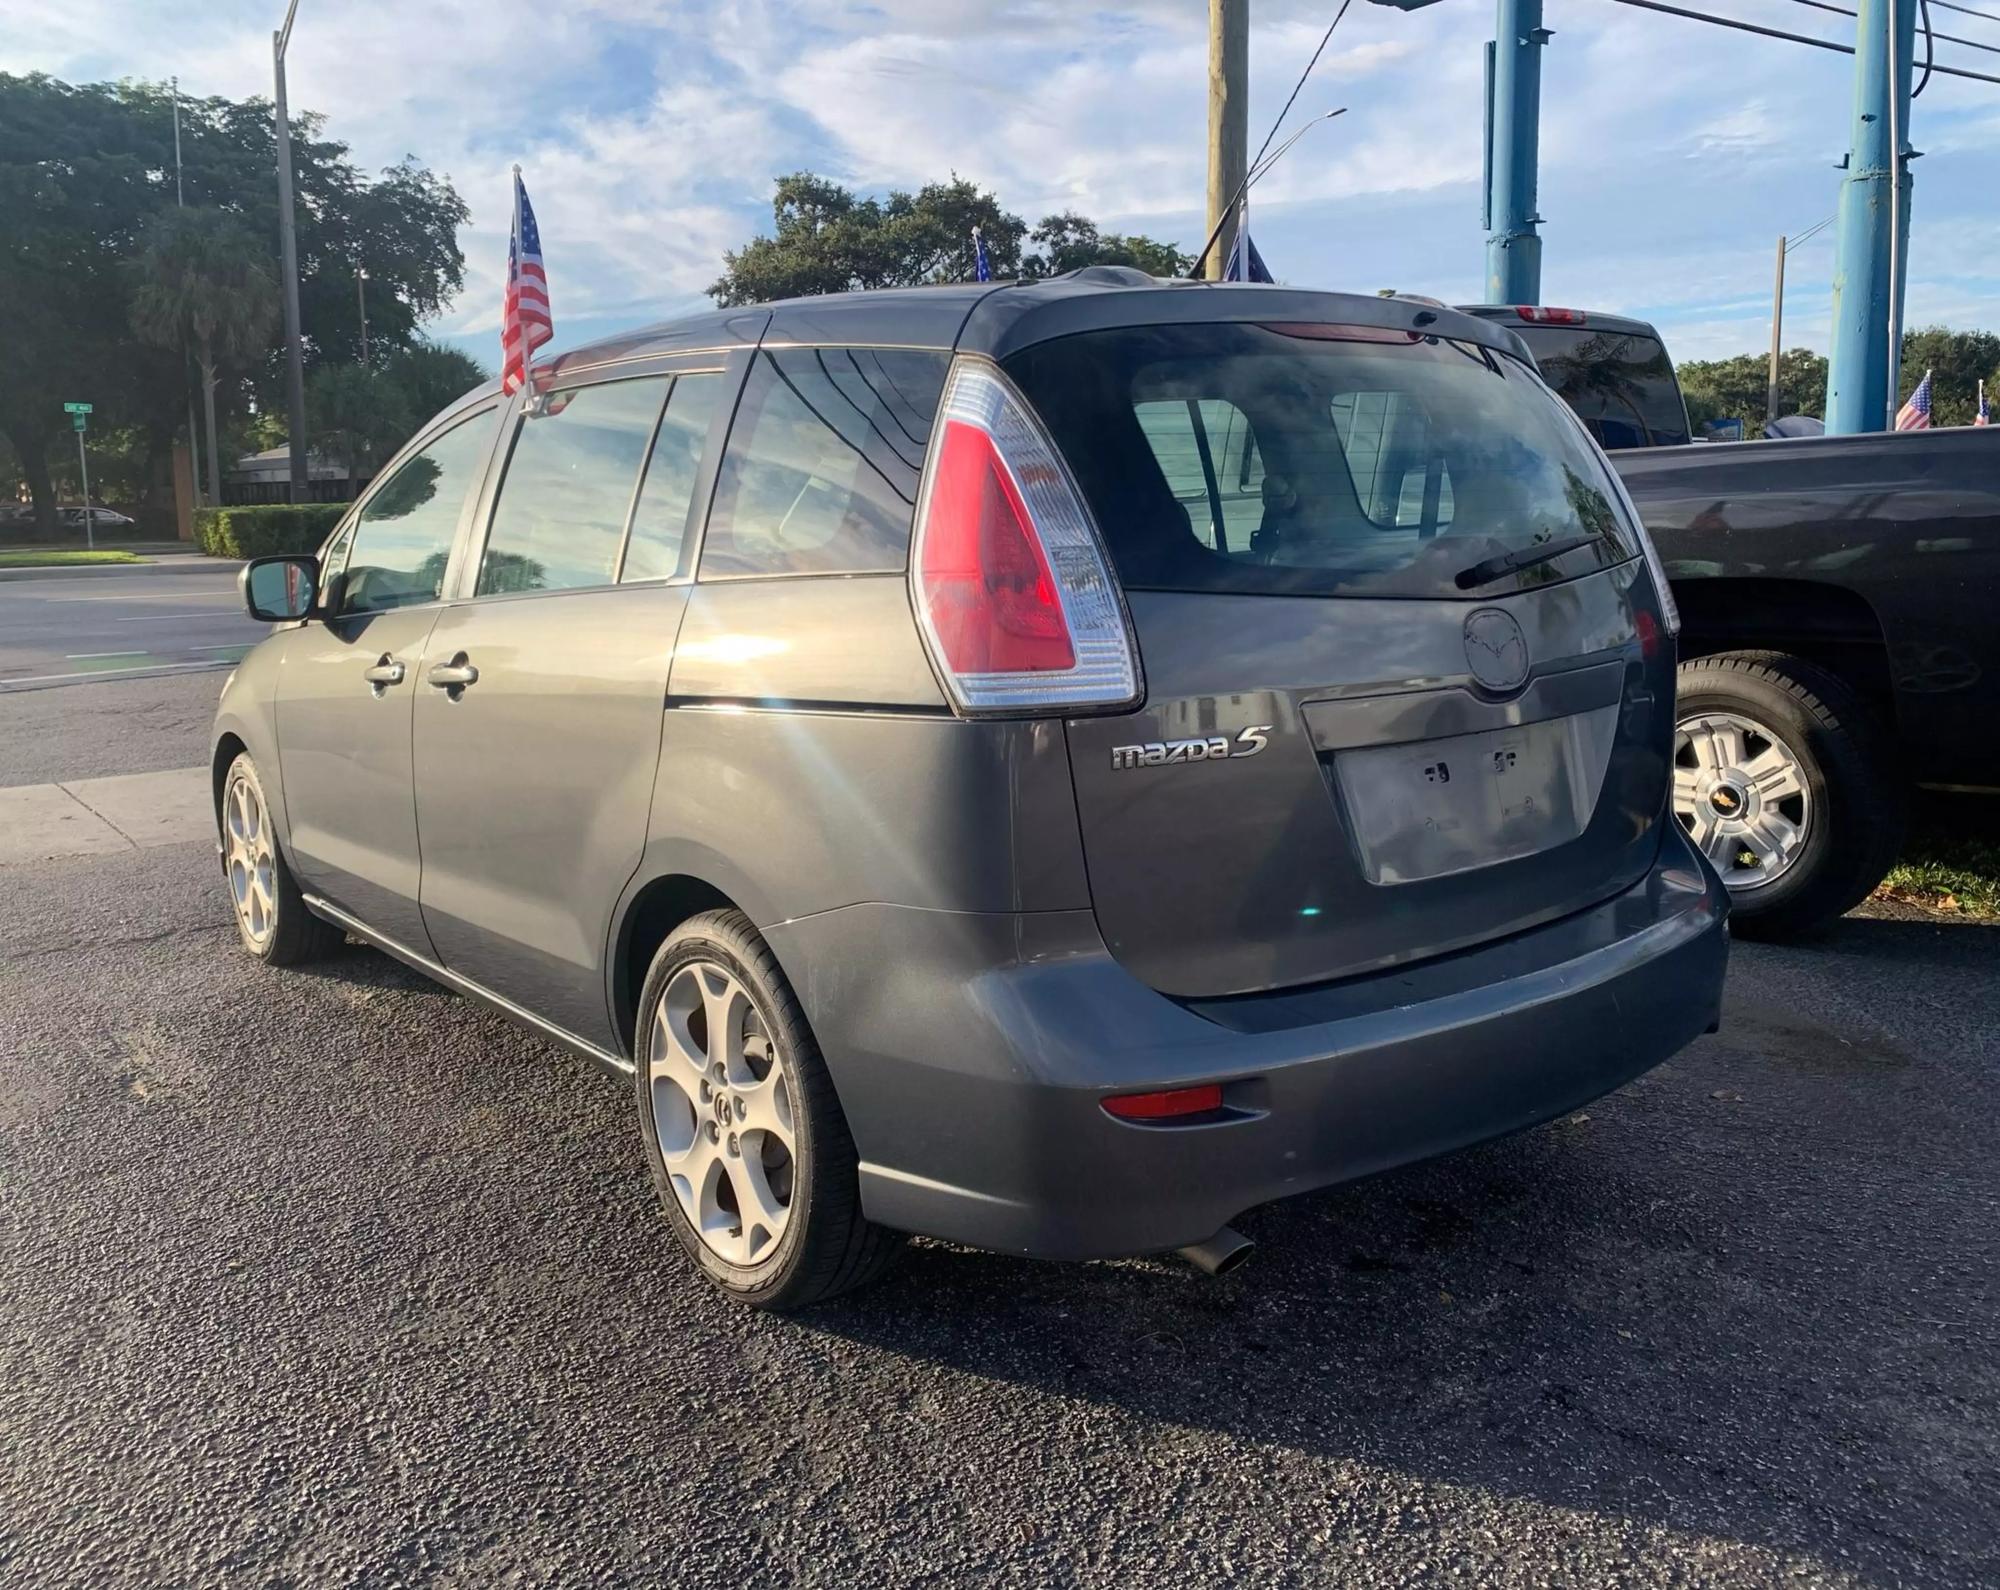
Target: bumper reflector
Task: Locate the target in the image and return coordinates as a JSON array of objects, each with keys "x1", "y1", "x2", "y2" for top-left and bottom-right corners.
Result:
[{"x1": 1102, "y1": 1084, "x2": 1226, "y2": 1121}]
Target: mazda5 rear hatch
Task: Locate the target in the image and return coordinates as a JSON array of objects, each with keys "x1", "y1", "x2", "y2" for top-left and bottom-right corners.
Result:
[{"x1": 1005, "y1": 318, "x2": 1679, "y2": 999}]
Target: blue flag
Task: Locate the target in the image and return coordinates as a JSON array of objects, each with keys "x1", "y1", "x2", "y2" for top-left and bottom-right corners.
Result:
[
  {"x1": 973, "y1": 227, "x2": 991, "y2": 283},
  {"x1": 1223, "y1": 227, "x2": 1272, "y2": 283}
]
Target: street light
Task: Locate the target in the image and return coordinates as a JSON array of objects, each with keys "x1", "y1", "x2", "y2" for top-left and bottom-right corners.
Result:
[
  {"x1": 273, "y1": 0, "x2": 309, "y2": 503},
  {"x1": 357, "y1": 266, "x2": 370, "y2": 366}
]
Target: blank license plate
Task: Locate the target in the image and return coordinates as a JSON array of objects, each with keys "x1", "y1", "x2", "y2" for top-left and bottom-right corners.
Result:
[{"x1": 1332, "y1": 708, "x2": 1617, "y2": 884}]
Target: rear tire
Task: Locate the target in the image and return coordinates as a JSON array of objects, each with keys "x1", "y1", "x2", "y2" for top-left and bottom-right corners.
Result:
[
  {"x1": 1673, "y1": 652, "x2": 1904, "y2": 939},
  {"x1": 220, "y1": 752, "x2": 343, "y2": 965},
  {"x1": 632, "y1": 909, "x2": 902, "y2": 1310}
]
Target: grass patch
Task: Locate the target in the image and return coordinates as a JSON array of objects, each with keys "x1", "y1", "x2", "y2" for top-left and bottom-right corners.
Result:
[
  {"x1": 0, "y1": 549, "x2": 143, "y2": 569},
  {"x1": 1876, "y1": 797, "x2": 2000, "y2": 918}
]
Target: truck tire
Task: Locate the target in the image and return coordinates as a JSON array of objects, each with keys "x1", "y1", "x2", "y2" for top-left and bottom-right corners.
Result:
[{"x1": 1672, "y1": 651, "x2": 1904, "y2": 939}]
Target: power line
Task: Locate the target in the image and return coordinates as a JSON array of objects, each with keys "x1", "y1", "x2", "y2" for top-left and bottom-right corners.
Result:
[
  {"x1": 1600, "y1": 0, "x2": 2000, "y2": 83},
  {"x1": 1773, "y1": 0, "x2": 2000, "y2": 57},
  {"x1": 1249, "y1": 0, "x2": 1355, "y2": 177},
  {"x1": 1931, "y1": 0, "x2": 2000, "y2": 23}
]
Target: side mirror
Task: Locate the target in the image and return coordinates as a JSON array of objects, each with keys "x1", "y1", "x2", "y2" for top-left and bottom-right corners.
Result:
[{"x1": 241, "y1": 555, "x2": 320, "y2": 622}]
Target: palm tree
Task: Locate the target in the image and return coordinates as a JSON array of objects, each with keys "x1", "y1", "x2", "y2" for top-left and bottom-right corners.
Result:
[{"x1": 129, "y1": 209, "x2": 280, "y2": 506}]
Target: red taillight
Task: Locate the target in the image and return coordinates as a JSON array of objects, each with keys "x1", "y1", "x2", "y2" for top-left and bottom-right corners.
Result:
[
  {"x1": 1634, "y1": 607, "x2": 1662, "y2": 660},
  {"x1": 1516, "y1": 306, "x2": 1587, "y2": 325},
  {"x1": 1102, "y1": 1084, "x2": 1226, "y2": 1121},
  {"x1": 918, "y1": 420, "x2": 1075, "y2": 674}
]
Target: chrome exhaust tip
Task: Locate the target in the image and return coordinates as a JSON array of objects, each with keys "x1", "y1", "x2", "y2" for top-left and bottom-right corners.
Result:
[{"x1": 1177, "y1": 1225, "x2": 1254, "y2": 1276}]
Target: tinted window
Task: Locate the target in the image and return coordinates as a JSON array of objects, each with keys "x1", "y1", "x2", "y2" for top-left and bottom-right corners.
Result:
[
  {"x1": 621, "y1": 371, "x2": 727, "y2": 584},
  {"x1": 342, "y1": 411, "x2": 494, "y2": 615},
  {"x1": 1512, "y1": 325, "x2": 1690, "y2": 449},
  {"x1": 1009, "y1": 322, "x2": 1637, "y2": 601},
  {"x1": 478, "y1": 378, "x2": 667, "y2": 595},
  {"x1": 699, "y1": 348, "x2": 947, "y2": 578}
]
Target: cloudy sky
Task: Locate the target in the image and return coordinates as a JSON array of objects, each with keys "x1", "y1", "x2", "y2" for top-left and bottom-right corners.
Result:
[{"x1": 17, "y1": 0, "x2": 2000, "y2": 369}]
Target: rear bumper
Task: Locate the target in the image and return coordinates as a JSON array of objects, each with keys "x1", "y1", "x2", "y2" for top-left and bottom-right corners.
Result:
[{"x1": 764, "y1": 828, "x2": 1729, "y2": 1261}]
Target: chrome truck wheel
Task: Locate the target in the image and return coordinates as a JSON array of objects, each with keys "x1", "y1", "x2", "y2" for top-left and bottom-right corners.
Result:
[
  {"x1": 1671, "y1": 653, "x2": 1905, "y2": 940},
  {"x1": 1673, "y1": 710, "x2": 1812, "y2": 891}
]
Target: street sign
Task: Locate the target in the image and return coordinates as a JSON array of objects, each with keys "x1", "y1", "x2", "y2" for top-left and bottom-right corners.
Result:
[
  {"x1": 72, "y1": 413, "x2": 88, "y2": 432},
  {"x1": 62, "y1": 402, "x2": 92, "y2": 415}
]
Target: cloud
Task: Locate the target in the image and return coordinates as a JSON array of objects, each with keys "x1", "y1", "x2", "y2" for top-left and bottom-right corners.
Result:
[{"x1": 9, "y1": 0, "x2": 1996, "y2": 367}]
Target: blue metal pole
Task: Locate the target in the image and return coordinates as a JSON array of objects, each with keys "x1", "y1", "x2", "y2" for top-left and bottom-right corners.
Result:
[
  {"x1": 1825, "y1": 0, "x2": 1916, "y2": 434},
  {"x1": 1484, "y1": 0, "x2": 1548, "y2": 304}
]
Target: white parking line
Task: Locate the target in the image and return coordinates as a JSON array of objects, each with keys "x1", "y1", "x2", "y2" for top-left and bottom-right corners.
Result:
[
  {"x1": 0, "y1": 660, "x2": 228, "y2": 688},
  {"x1": 114, "y1": 611, "x2": 253, "y2": 622},
  {"x1": 42, "y1": 590, "x2": 238, "y2": 603},
  {"x1": 65, "y1": 650, "x2": 151, "y2": 660}
]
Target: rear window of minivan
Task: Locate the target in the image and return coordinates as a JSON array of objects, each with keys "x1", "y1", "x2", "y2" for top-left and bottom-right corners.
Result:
[{"x1": 1007, "y1": 323, "x2": 1638, "y2": 601}]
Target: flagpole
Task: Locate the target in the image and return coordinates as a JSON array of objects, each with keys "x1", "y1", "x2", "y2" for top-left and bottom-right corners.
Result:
[{"x1": 510, "y1": 164, "x2": 531, "y2": 400}]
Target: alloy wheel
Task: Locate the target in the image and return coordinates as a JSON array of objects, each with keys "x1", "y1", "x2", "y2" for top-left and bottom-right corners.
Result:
[
  {"x1": 1673, "y1": 710, "x2": 1813, "y2": 891},
  {"x1": 224, "y1": 772, "x2": 279, "y2": 946},
  {"x1": 646, "y1": 960, "x2": 797, "y2": 1266}
]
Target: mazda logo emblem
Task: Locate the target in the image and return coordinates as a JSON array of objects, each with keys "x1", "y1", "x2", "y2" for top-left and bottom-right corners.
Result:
[{"x1": 1463, "y1": 608, "x2": 1530, "y2": 693}]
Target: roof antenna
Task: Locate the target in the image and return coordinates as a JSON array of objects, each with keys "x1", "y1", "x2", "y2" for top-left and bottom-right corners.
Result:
[{"x1": 1186, "y1": 109, "x2": 1346, "y2": 280}]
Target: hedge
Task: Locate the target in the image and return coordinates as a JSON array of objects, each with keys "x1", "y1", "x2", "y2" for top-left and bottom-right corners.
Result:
[{"x1": 195, "y1": 503, "x2": 347, "y2": 559}]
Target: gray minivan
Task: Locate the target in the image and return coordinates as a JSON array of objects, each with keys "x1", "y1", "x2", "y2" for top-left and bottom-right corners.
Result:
[{"x1": 215, "y1": 270, "x2": 1728, "y2": 1309}]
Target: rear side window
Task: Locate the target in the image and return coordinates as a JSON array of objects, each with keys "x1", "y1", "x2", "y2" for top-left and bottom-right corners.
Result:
[
  {"x1": 478, "y1": 377, "x2": 667, "y2": 595},
  {"x1": 699, "y1": 348, "x2": 947, "y2": 579},
  {"x1": 621, "y1": 371, "x2": 727, "y2": 584},
  {"x1": 1007, "y1": 323, "x2": 1637, "y2": 601},
  {"x1": 342, "y1": 411, "x2": 495, "y2": 615},
  {"x1": 1132, "y1": 399, "x2": 1266, "y2": 553}
]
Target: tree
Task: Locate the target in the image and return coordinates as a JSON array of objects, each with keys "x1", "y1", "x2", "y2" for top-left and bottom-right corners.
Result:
[
  {"x1": 1679, "y1": 349, "x2": 1826, "y2": 439},
  {"x1": 711, "y1": 174, "x2": 1187, "y2": 306},
  {"x1": 1897, "y1": 326, "x2": 2000, "y2": 428},
  {"x1": 383, "y1": 340, "x2": 489, "y2": 421},
  {"x1": 129, "y1": 208, "x2": 280, "y2": 505},
  {"x1": 306, "y1": 364, "x2": 414, "y2": 485},
  {"x1": 1679, "y1": 329, "x2": 2000, "y2": 436},
  {"x1": 0, "y1": 72, "x2": 470, "y2": 529},
  {"x1": 1025, "y1": 214, "x2": 1191, "y2": 278}
]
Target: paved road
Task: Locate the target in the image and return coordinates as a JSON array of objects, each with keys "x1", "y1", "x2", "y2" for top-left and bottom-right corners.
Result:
[
  {"x1": 2, "y1": 683, "x2": 1996, "y2": 1587},
  {"x1": 0, "y1": 560, "x2": 262, "y2": 692}
]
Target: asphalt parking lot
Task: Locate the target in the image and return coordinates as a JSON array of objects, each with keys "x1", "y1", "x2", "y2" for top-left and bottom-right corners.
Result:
[{"x1": 3, "y1": 666, "x2": 1997, "y2": 1588}]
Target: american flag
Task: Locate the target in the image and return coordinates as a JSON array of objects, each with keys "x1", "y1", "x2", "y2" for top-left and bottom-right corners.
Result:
[
  {"x1": 1977, "y1": 379, "x2": 1990, "y2": 427},
  {"x1": 972, "y1": 227, "x2": 990, "y2": 283},
  {"x1": 502, "y1": 168, "x2": 552, "y2": 395},
  {"x1": 1894, "y1": 368, "x2": 1932, "y2": 431}
]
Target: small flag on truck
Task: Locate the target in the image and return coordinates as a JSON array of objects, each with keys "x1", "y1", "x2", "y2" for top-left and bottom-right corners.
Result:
[{"x1": 1895, "y1": 369, "x2": 1932, "y2": 431}]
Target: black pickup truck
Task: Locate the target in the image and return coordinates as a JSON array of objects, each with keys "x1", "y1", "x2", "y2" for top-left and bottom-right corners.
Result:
[{"x1": 1464, "y1": 305, "x2": 2000, "y2": 936}]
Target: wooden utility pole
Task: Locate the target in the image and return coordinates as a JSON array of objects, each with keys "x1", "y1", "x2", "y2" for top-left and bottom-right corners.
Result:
[
  {"x1": 1767, "y1": 235, "x2": 1787, "y2": 426},
  {"x1": 1206, "y1": 0, "x2": 1248, "y2": 281}
]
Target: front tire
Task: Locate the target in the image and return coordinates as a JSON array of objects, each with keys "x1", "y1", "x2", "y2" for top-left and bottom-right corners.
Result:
[
  {"x1": 1672, "y1": 652, "x2": 1904, "y2": 939},
  {"x1": 633, "y1": 909, "x2": 901, "y2": 1310},
  {"x1": 220, "y1": 752, "x2": 343, "y2": 965}
]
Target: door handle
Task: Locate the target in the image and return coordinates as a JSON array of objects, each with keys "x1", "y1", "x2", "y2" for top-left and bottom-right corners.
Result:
[
  {"x1": 427, "y1": 654, "x2": 479, "y2": 696},
  {"x1": 362, "y1": 655, "x2": 405, "y2": 695}
]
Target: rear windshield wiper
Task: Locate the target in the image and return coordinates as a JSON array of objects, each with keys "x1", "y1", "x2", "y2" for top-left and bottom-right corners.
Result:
[{"x1": 1453, "y1": 534, "x2": 1599, "y2": 591}]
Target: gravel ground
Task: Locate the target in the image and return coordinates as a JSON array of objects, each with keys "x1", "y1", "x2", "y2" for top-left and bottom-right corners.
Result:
[{"x1": 1, "y1": 829, "x2": 1995, "y2": 1588}]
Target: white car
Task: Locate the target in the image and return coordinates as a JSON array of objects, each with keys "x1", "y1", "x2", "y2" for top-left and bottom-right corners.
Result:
[{"x1": 62, "y1": 507, "x2": 135, "y2": 528}]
